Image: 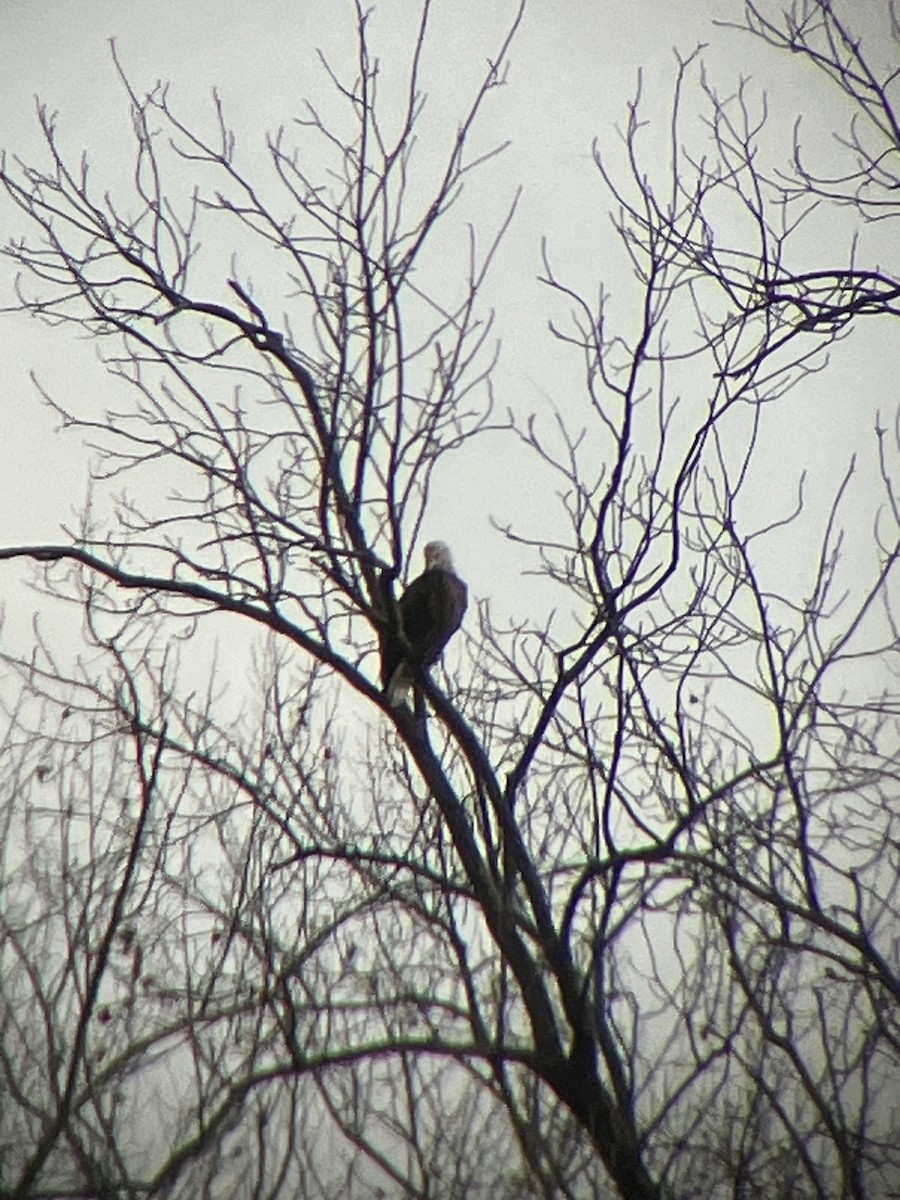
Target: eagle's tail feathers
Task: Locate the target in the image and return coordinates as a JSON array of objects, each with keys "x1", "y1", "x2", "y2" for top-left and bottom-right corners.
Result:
[{"x1": 386, "y1": 663, "x2": 415, "y2": 708}]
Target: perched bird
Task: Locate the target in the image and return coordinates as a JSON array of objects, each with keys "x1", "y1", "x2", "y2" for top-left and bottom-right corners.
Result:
[{"x1": 381, "y1": 541, "x2": 468, "y2": 708}]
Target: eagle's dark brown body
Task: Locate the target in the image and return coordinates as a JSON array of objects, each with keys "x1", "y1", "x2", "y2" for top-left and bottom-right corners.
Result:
[{"x1": 382, "y1": 542, "x2": 467, "y2": 707}]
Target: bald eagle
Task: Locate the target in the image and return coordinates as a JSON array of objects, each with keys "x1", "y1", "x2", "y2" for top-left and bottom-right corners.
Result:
[{"x1": 381, "y1": 541, "x2": 468, "y2": 708}]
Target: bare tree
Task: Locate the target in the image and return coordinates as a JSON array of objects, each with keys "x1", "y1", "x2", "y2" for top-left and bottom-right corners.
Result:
[{"x1": 1, "y1": 2, "x2": 898, "y2": 1197}]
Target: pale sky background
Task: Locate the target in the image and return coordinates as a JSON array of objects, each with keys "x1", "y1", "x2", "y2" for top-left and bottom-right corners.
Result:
[
  {"x1": 0, "y1": 0, "x2": 894, "y2": 666},
  {"x1": 0, "y1": 10, "x2": 895, "y2": 1191}
]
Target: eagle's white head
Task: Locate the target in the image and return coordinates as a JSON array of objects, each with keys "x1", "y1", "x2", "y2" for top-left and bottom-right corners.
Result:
[{"x1": 424, "y1": 541, "x2": 455, "y2": 571}]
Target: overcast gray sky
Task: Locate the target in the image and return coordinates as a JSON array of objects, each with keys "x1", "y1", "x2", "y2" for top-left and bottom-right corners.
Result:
[{"x1": 0, "y1": 0, "x2": 893, "y2": 641}]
